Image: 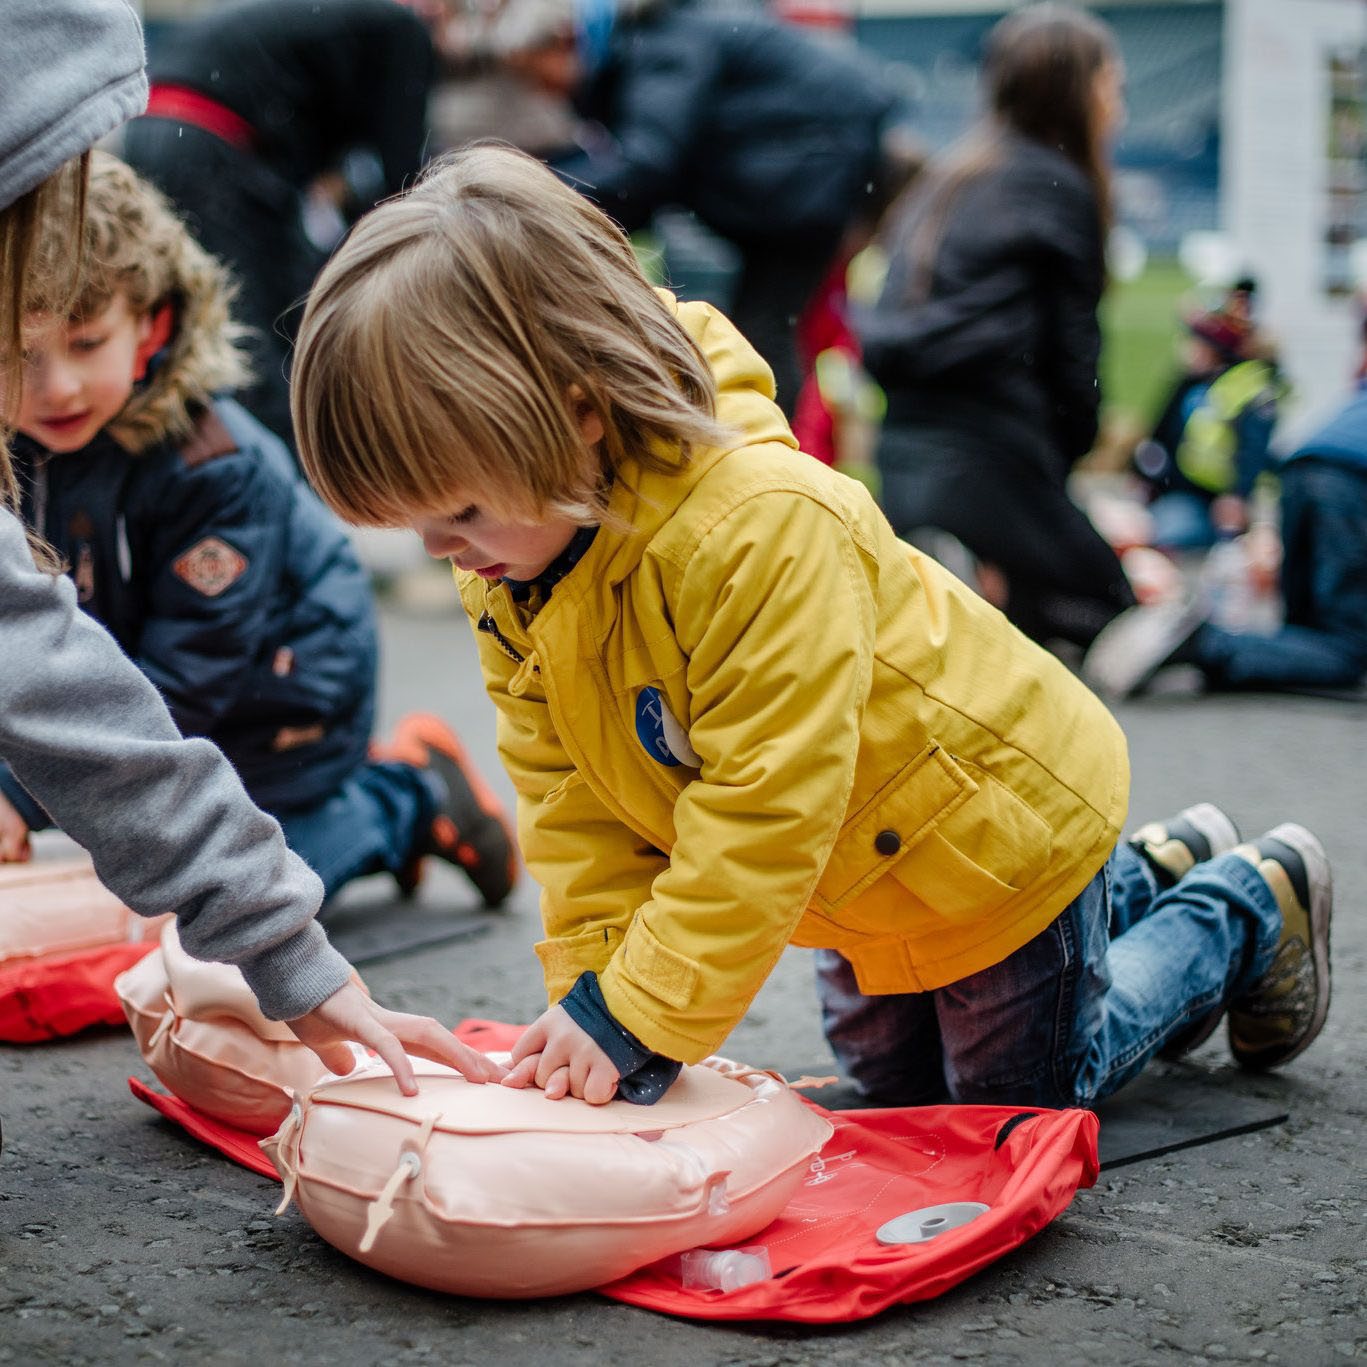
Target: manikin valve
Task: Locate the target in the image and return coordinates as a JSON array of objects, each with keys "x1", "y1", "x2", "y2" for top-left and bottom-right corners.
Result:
[{"x1": 875, "y1": 1202, "x2": 990, "y2": 1245}]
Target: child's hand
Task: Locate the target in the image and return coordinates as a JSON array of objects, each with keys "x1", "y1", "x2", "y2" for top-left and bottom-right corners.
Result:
[
  {"x1": 0, "y1": 791, "x2": 32, "y2": 862},
  {"x1": 503, "y1": 1005, "x2": 621, "y2": 1105},
  {"x1": 286, "y1": 983, "x2": 508, "y2": 1096}
]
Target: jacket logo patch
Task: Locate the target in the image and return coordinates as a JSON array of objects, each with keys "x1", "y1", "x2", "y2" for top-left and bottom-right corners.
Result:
[
  {"x1": 635, "y1": 687, "x2": 701, "y2": 768},
  {"x1": 272, "y1": 723, "x2": 326, "y2": 752},
  {"x1": 172, "y1": 536, "x2": 248, "y2": 597}
]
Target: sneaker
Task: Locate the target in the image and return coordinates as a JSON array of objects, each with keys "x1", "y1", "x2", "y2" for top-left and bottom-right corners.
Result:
[
  {"x1": 1133, "y1": 804, "x2": 1242, "y2": 1059},
  {"x1": 1226, "y1": 824, "x2": 1332, "y2": 1071},
  {"x1": 1131, "y1": 803, "x2": 1242, "y2": 886},
  {"x1": 381, "y1": 713, "x2": 518, "y2": 907},
  {"x1": 1081, "y1": 598, "x2": 1206, "y2": 700}
]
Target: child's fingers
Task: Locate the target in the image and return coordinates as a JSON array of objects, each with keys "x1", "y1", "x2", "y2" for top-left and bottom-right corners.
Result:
[
  {"x1": 0, "y1": 827, "x2": 29, "y2": 862},
  {"x1": 582, "y1": 1062, "x2": 619, "y2": 1107},
  {"x1": 534, "y1": 1049, "x2": 566, "y2": 1092},
  {"x1": 543, "y1": 1065, "x2": 572, "y2": 1101},
  {"x1": 501, "y1": 1053, "x2": 541, "y2": 1089},
  {"x1": 508, "y1": 1019, "x2": 548, "y2": 1067},
  {"x1": 568, "y1": 1053, "x2": 591, "y2": 1099}
]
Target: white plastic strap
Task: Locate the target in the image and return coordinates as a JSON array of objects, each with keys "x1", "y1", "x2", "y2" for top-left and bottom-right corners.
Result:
[
  {"x1": 147, "y1": 993, "x2": 177, "y2": 1051},
  {"x1": 358, "y1": 1152, "x2": 422, "y2": 1255},
  {"x1": 272, "y1": 1103, "x2": 303, "y2": 1216}
]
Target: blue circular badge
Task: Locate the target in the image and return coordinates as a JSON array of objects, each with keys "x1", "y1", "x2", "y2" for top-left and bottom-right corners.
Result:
[{"x1": 635, "y1": 687, "x2": 701, "y2": 768}]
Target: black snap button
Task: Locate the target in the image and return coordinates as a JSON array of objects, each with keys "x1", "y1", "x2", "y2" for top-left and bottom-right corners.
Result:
[{"x1": 874, "y1": 829, "x2": 901, "y2": 857}]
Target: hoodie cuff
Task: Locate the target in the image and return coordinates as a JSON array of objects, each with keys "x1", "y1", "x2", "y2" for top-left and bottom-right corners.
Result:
[
  {"x1": 237, "y1": 919, "x2": 353, "y2": 1022},
  {"x1": 560, "y1": 970, "x2": 683, "y2": 1105}
]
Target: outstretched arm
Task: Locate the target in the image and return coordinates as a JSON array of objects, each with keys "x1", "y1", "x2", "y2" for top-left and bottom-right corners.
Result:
[{"x1": 0, "y1": 510, "x2": 492, "y2": 1092}]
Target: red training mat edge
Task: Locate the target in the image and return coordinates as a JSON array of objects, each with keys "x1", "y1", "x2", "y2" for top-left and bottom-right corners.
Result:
[{"x1": 127, "y1": 1077, "x2": 278, "y2": 1179}]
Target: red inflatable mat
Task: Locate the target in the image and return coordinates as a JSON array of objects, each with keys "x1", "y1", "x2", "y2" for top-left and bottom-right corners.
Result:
[
  {"x1": 602, "y1": 1103, "x2": 1098, "y2": 1322},
  {"x1": 129, "y1": 1017, "x2": 1099, "y2": 1323},
  {"x1": 0, "y1": 941, "x2": 159, "y2": 1043}
]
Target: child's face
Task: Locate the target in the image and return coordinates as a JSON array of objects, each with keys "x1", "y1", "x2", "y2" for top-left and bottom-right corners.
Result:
[
  {"x1": 15, "y1": 294, "x2": 167, "y2": 453},
  {"x1": 412, "y1": 500, "x2": 583, "y2": 583}
]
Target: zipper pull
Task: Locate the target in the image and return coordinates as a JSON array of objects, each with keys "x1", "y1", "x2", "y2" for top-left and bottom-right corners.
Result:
[{"x1": 477, "y1": 610, "x2": 525, "y2": 665}]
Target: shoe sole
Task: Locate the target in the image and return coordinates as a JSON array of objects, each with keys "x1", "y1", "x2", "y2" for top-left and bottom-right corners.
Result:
[
  {"x1": 1182, "y1": 803, "x2": 1242, "y2": 860},
  {"x1": 1233, "y1": 822, "x2": 1333, "y2": 1069},
  {"x1": 1083, "y1": 599, "x2": 1206, "y2": 700},
  {"x1": 1130, "y1": 801, "x2": 1241, "y2": 891}
]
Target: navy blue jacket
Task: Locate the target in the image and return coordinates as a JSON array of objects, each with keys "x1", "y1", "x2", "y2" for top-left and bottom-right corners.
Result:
[{"x1": 8, "y1": 399, "x2": 376, "y2": 814}]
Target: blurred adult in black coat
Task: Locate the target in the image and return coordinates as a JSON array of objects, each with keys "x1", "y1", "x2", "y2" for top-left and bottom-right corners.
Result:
[
  {"x1": 123, "y1": 0, "x2": 436, "y2": 447},
  {"x1": 859, "y1": 4, "x2": 1134, "y2": 649},
  {"x1": 492, "y1": 0, "x2": 903, "y2": 416}
]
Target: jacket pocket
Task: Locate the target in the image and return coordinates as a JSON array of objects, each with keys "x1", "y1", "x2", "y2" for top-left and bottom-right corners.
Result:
[
  {"x1": 888, "y1": 759, "x2": 1053, "y2": 921},
  {"x1": 815, "y1": 740, "x2": 974, "y2": 909},
  {"x1": 534, "y1": 924, "x2": 623, "y2": 1000},
  {"x1": 620, "y1": 920, "x2": 701, "y2": 1011}
]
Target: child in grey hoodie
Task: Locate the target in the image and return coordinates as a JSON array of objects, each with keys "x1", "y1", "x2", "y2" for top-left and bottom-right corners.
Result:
[{"x1": 0, "y1": 0, "x2": 500, "y2": 1092}]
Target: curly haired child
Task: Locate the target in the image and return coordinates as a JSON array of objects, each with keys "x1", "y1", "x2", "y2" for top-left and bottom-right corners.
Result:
[
  {"x1": 291, "y1": 144, "x2": 1332, "y2": 1108},
  {"x1": 4, "y1": 152, "x2": 515, "y2": 915}
]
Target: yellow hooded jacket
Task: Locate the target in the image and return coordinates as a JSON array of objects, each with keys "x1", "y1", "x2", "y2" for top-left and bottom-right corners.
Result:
[{"x1": 458, "y1": 298, "x2": 1130, "y2": 1064}]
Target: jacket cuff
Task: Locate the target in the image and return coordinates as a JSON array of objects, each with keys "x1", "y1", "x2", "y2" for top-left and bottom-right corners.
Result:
[
  {"x1": 560, "y1": 971, "x2": 682, "y2": 1105},
  {"x1": 236, "y1": 919, "x2": 353, "y2": 1022}
]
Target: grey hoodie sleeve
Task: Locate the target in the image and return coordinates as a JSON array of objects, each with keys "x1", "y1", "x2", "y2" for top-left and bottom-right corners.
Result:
[
  {"x1": 0, "y1": 0, "x2": 148, "y2": 208},
  {"x1": 0, "y1": 510, "x2": 350, "y2": 1019}
]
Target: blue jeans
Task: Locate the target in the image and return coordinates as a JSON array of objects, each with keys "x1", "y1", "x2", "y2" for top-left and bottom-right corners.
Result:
[
  {"x1": 815, "y1": 842, "x2": 1282, "y2": 1109},
  {"x1": 1193, "y1": 460, "x2": 1367, "y2": 690},
  {"x1": 272, "y1": 761, "x2": 440, "y2": 901}
]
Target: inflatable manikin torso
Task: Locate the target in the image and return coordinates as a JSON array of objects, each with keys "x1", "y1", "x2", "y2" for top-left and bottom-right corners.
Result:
[
  {"x1": 0, "y1": 844, "x2": 166, "y2": 962},
  {"x1": 263, "y1": 1057, "x2": 833, "y2": 1299},
  {"x1": 117, "y1": 921, "x2": 340, "y2": 1135},
  {"x1": 0, "y1": 842, "x2": 171, "y2": 1042},
  {"x1": 118, "y1": 923, "x2": 831, "y2": 1298}
]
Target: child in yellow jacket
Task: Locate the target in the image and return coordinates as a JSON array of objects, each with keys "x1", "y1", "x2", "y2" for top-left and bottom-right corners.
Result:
[{"x1": 291, "y1": 145, "x2": 1332, "y2": 1108}]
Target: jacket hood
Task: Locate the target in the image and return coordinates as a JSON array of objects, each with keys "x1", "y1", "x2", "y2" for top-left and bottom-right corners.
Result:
[
  {"x1": 593, "y1": 294, "x2": 797, "y2": 586},
  {"x1": 0, "y1": 0, "x2": 146, "y2": 210},
  {"x1": 109, "y1": 272, "x2": 252, "y2": 456}
]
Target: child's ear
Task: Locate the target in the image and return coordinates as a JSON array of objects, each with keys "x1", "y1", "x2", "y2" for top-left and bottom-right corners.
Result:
[
  {"x1": 133, "y1": 301, "x2": 176, "y2": 382},
  {"x1": 579, "y1": 407, "x2": 605, "y2": 447},
  {"x1": 568, "y1": 384, "x2": 605, "y2": 447}
]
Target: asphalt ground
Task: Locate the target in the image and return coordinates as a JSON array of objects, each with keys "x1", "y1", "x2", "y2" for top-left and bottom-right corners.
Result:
[{"x1": 2, "y1": 592, "x2": 1364, "y2": 1366}]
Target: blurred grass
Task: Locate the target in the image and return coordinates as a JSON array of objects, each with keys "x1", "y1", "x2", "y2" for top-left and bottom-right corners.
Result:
[{"x1": 1100, "y1": 256, "x2": 1194, "y2": 429}]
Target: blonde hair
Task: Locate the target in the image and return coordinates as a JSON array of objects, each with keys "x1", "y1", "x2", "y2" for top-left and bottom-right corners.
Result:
[
  {"x1": 39, "y1": 151, "x2": 252, "y2": 453},
  {"x1": 2, "y1": 156, "x2": 90, "y2": 569},
  {"x1": 292, "y1": 143, "x2": 730, "y2": 527},
  {"x1": 2, "y1": 155, "x2": 89, "y2": 512}
]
